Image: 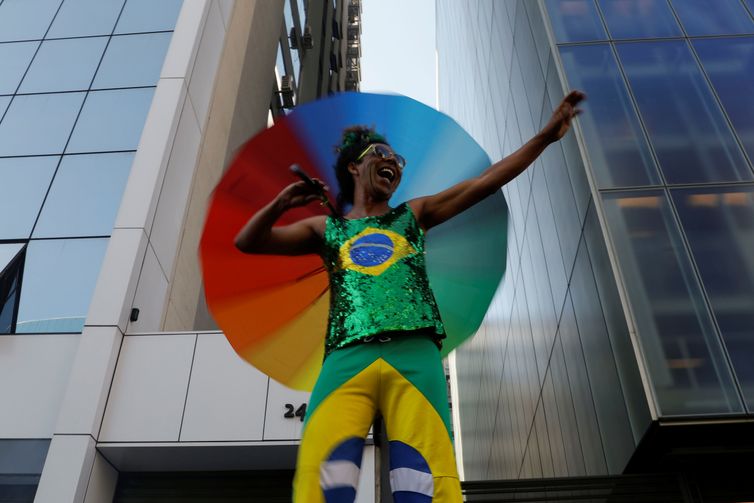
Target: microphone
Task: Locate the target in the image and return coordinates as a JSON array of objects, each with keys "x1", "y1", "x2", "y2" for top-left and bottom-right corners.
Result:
[{"x1": 289, "y1": 164, "x2": 338, "y2": 215}]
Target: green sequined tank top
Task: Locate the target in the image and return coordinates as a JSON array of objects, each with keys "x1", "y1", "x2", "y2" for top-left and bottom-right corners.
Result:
[{"x1": 321, "y1": 203, "x2": 445, "y2": 355}]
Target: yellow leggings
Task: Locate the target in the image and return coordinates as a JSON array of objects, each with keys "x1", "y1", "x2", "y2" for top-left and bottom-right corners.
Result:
[{"x1": 293, "y1": 335, "x2": 462, "y2": 502}]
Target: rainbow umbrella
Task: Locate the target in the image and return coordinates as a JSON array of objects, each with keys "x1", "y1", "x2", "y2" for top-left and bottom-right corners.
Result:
[{"x1": 200, "y1": 92, "x2": 508, "y2": 391}]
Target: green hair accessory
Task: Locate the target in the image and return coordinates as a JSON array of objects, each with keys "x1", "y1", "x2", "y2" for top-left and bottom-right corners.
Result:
[{"x1": 337, "y1": 128, "x2": 387, "y2": 153}]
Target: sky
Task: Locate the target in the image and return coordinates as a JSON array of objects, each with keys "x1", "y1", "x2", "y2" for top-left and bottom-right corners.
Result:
[{"x1": 359, "y1": 0, "x2": 437, "y2": 109}]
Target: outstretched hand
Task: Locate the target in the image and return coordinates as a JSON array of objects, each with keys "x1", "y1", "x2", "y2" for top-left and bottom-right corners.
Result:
[{"x1": 541, "y1": 90, "x2": 586, "y2": 143}]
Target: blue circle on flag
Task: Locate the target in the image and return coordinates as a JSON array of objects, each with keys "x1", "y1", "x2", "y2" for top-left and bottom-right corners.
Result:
[{"x1": 350, "y1": 233, "x2": 394, "y2": 267}]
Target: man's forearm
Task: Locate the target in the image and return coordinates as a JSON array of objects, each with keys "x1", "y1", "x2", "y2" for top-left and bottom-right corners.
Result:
[
  {"x1": 234, "y1": 197, "x2": 287, "y2": 252},
  {"x1": 480, "y1": 131, "x2": 551, "y2": 193}
]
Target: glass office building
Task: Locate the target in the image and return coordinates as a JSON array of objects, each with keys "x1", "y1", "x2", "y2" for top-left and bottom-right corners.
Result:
[
  {"x1": 0, "y1": 0, "x2": 182, "y2": 498},
  {"x1": 437, "y1": 0, "x2": 754, "y2": 494},
  {"x1": 0, "y1": 0, "x2": 181, "y2": 335}
]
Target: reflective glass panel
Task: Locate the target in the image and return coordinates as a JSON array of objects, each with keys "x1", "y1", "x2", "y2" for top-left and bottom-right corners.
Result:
[
  {"x1": 694, "y1": 37, "x2": 754, "y2": 165},
  {"x1": 671, "y1": 186, "x2": 754, "y2": 411},
  {"x1": 33, "y1": 153, "x2": 133, "y2": 237},
  {"x1": 0, "y1": 244, "x2": 24, "y2": 273},
  {"x1": 598, "y1": 0, "x2": 682, "y2": 39},
  {"x1": 0, "y1": 243, "x2": 24, "y2": 334},
  {"x1": 559, "y1": 44, "x2": 660, "y2": 188},
  {"x1": 66, "y1": 88, "x2": 155, "y2": 153},
  {"x1": 602, "y1": 191, "x2": 742, "y2": 415},
  {"x1": 0, "y1": 439, "x2": 50, "y2": 474},
  {"x1": 0, "y1": 92, "x2": 85, "y2": 156},
  {"x1": 0, "y1": 439, "x2": 49, "y2": 499},
  {"x1": 0, "y1": 41, "x2": 38, "y2": 95},
  {"x1": 544, "y1": 0, "x2": 607, "y2": 42},
  {"x1": 617, "y1": 41, "x2": 751, "y2": 184},
  {"x1": 276, "y1": 41, "x2": 286, "y2": 89},
  {"x1": 0, "y1": 97, "x2": 10, "y2": 117},
  {"x1": 93, "y1": 32, "x2": 172, "y2": 89},
  {"x1": 19, "y1": 37, "x2": 107, "y2": 94},
  {"x1": 748, "y1": 0, "x2": 754, "y2": 14},
  {"x1": 16, "y1": 237, "x2": 108, "y2": 333},
  {"x1": 47, "y1": 0, "x2": 123, "y2": 38},
  {"x1": 114, "y1": 0, "x2": 183, "y2": 34},
  {"x1": 0, "y1": 0, "x2": 61, "y2": 42},
  {"x1": 670, "y1": 0, "x2": 754, "y2": 36},
  {"x1": 0, "y1": 156, "x2": 58, "y2": 239}
]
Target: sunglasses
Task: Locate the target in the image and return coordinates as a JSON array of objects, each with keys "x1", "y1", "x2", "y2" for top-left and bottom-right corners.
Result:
[{"x1": 355, "y1": 144, "x2": 406, "y2": 170}]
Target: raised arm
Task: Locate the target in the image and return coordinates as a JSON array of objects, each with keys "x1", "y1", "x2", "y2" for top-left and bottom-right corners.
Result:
[
  {"x1": 235, "y1": 180, "x2": 327, "y2": 256},
  {"x1": 409, "y1": 90, "x2": 585, "y2": 230}
]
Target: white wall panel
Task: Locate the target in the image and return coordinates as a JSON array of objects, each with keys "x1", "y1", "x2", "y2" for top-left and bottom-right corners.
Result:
[
  {"x1": 114, "y1": 78, "x2": 186, "y2": 232},
  {"x1": 180, "y1": 333, "x2": 268, "y2": 441},
  {"x1": 149, "y1": 93, "x2": 202, "y2": 277},
  {"x1": 34, "y1": 435, "x2": 94, "y2": 503},
  {"x1": 99, "y1": 334, "x2": 196, "y2": 442},
  {"x1": 0, "y1": 335, "x2": 79, "y2": 438},
  {"x1": 217, "y1": 0, "x2": 235, "y2": 29},
  {"x1": 188, "y1": 0, "x2": 226, "y2": 128},
  {"x1": 161, "y1": 0, "x2": 212, "y2": 80},
  {"x1": 85, "y1": 227, "x2": 148, "y2": 332},
  {"x1": 263, "y1": 379, "x2": 311, "y2": 441},
  {"x1": 127, "y1": 242, "x2": 169, "y2": 333},
  {"x1": 55, "y1": 326, "x2": 123, "y2": 436},
  {"x1": 83, "y1": 451, "x2": 118, "y2": 503},
  {"x1": 356, "y1": 445, "x2": 376, "y2": 503}
]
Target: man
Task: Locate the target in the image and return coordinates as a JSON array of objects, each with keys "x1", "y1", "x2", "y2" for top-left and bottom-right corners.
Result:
[{"x1": 236, "y1": 90, "x2": 585, "y2": 502}]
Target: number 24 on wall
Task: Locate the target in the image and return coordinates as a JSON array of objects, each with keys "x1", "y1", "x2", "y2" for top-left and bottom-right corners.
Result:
[{"x1": 284, "y1": 403, "x2": 307, "y2": 422}]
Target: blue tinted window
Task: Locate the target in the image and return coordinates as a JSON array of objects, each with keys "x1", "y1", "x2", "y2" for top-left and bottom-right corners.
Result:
[
  {"x1": 33, "y1": 153, "x2": 133, "y2": 238},
  {"x1": 559, "y1": 44, "x2": 660, "y2": 188},
  {"x1": 0, "y1": 438, "x2": 50, "y2": 473},
  {"x1": 748, "y1": 0, "x2": 754, "y2": 14},
  {"x1": 694, "y1": 37, "x2": 754, "y2": 165},
  {"x1": 0, "y1": 92, "x2": 85, "y2": 156},
  {"x1": 114, "y1": 0, "x2": 183, "y2": 34},
  {"x1": 0, "y1": 0, "x2": 61, "y2": 42},
  {"x1": 19, "y1": 37, "x2": 107, "y2": 94},
  {"x1": 0, "y1": 156, "x2": 58, "y2": 239},
  {"x1": 545, "y1": 0, "x2": 607, "y2": 42},
  {"x1": 601, "y1": 191, "x2": 742, "y2": 415},
  {"x1": 617, "y1": 41, "x2": 751, "y2": 184},
  {"x1": 599, "y1": 0, "x2": 682, "y2": 39},
  {"x1": 67, "y1": 88, "x2": 155, "y2": 153},
  {"x1": 671, "y1": 186, "x2": 754, "y2": 410},
  {"x1": 93, "y1": 33, "x2": 172, "y2": 89},
  {"x1": 0, "y1": 42, "x2": 39, "y2": 95},
  {"x1": 0, "y1": 97, "x2": 9, "y2": 118},
  {"x1": 47, "y1": 0, "x2": 123, "y2": 38},
  {"x1": 671, "y1": 0, "x2": 754, "y2": 36},
  {"x1": 0, "y1": 244, "x2": 24, "y2": 272},
  {"x1": 0, "y1": 439, "x2": 50, "y2": 498},
  {"x1": 16, "y1": 238, "x2": 108, "y2": 333},
  {"x1": 276, "y1": 41, "x2": 286, "y2": 86},
  {"x1": 296, "y1": 0, "x2": 306, "y2": 25},
  {"x1": 0, "y1": 243, "x2": 24, "y2": 333}
]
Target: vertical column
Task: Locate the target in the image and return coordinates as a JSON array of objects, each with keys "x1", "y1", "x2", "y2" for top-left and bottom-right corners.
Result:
[{"x1": 33, "y1": 1, "x2": 217, "y2": 501}]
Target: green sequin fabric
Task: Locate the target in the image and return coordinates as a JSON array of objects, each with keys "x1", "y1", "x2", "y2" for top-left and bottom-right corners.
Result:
[{"x1": 321, "y1": 203, "x2": 445, "y2": 355}]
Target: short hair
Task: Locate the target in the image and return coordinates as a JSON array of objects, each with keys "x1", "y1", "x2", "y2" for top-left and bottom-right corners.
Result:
[{"x1": 333, "y1": 125, "x2": 388, "y2": 211}]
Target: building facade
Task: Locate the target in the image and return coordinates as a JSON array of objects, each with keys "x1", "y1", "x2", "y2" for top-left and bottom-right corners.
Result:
[
  {"x1": 0, "y1": 0, "x2": 365, "y2": 501},
  {"x1": 437, "y1": 0, "x2": 754, "y2": 499}
]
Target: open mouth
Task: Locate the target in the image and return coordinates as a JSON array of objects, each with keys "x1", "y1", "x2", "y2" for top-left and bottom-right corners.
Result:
[{"x1": 377, "y1": 165, "x2": 396, "y2": 183}]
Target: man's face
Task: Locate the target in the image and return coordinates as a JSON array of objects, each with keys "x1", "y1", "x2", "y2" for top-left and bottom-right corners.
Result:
[{"x1": 354, "y1": 143, "x2": 404, "y2": 199}]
